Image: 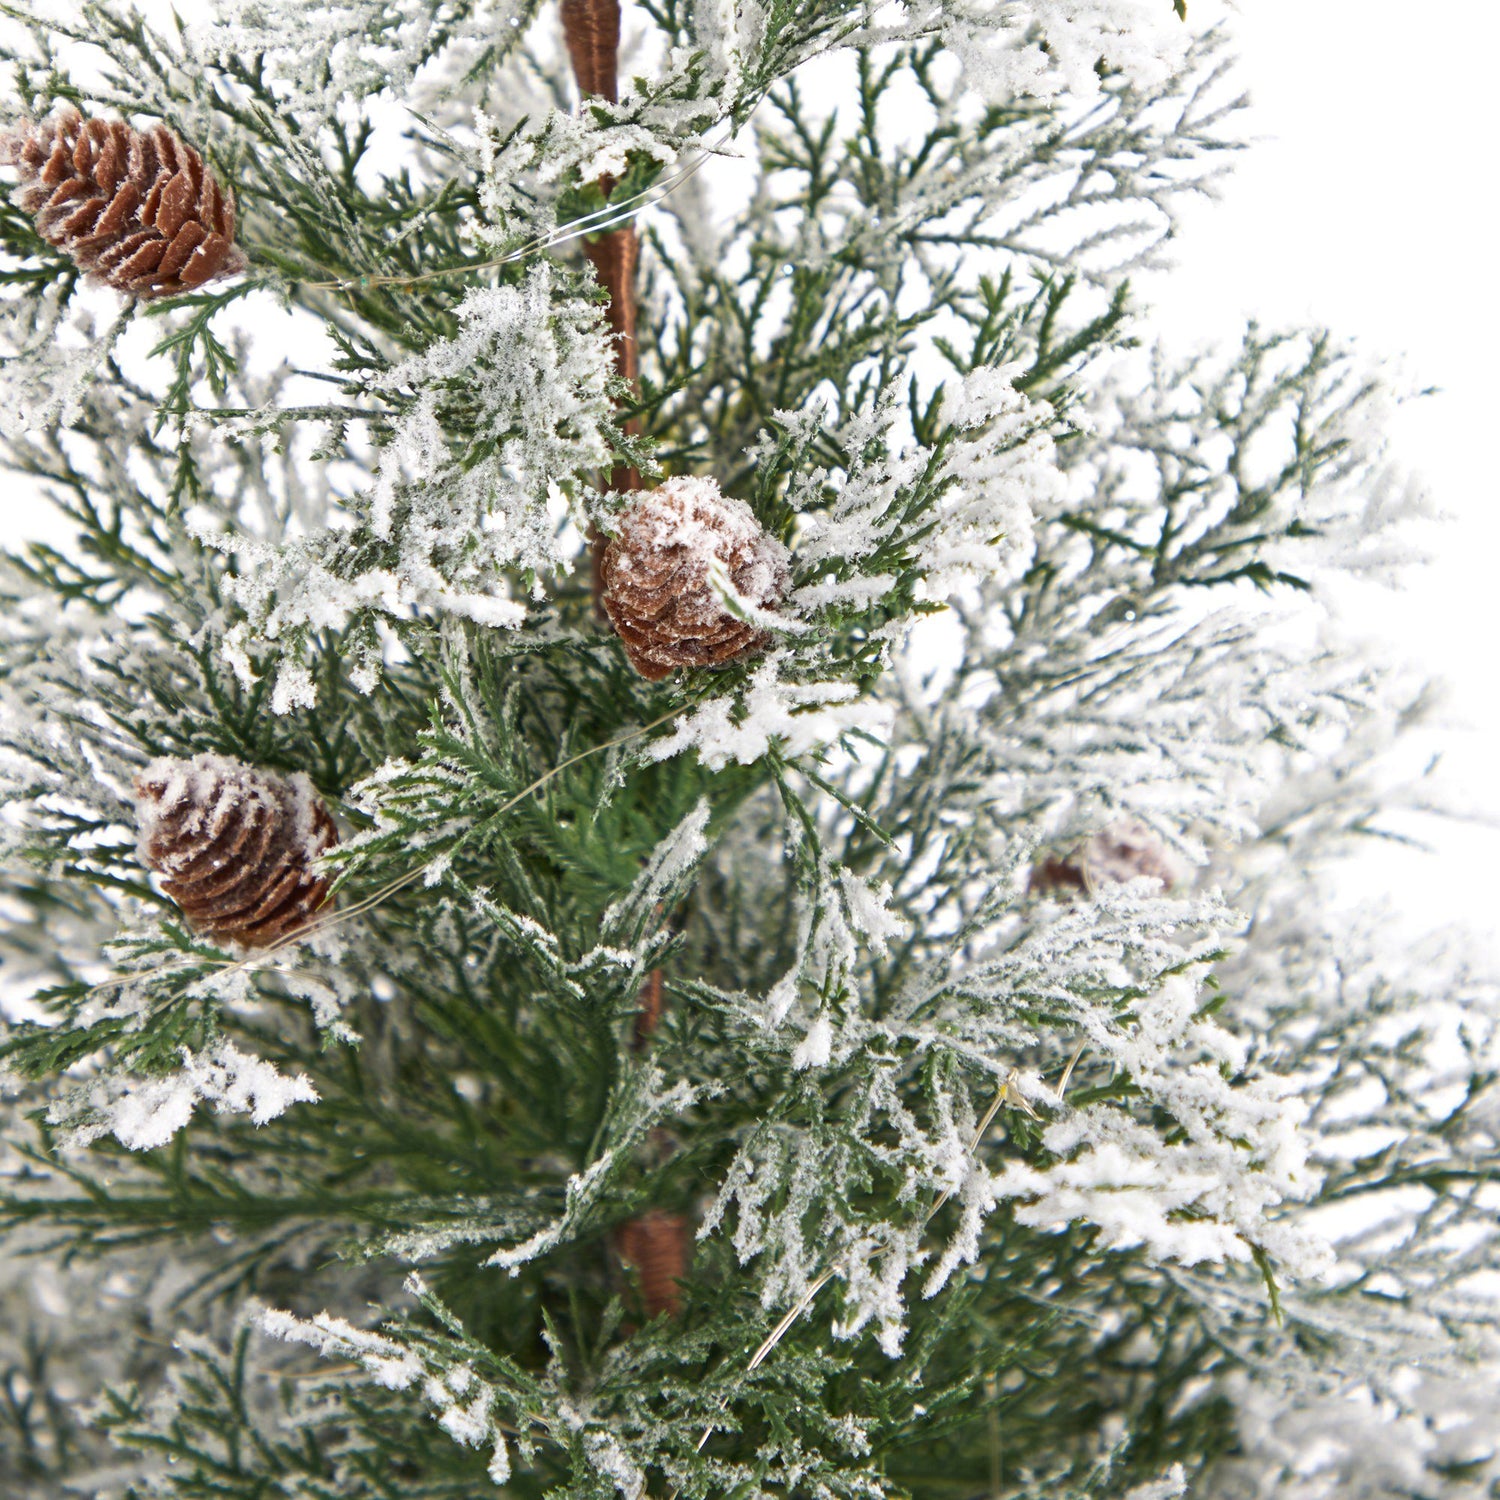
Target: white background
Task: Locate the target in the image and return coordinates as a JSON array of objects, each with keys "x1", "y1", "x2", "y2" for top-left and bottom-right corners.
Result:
[{"x1": 1141, "y1": 0, "x2": 1499, "y2": 960}]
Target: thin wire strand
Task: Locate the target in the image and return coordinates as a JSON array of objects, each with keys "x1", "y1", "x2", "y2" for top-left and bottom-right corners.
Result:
[
  {"x1": 294, "y1": 128, "x2": 732, "y2": 294},
  {"x1": 1056, "y1": 1039, "x2": 1087, "y2": 1100},
  {"x1": 690, "y1": 1071, "x2": 1031, "y2": 1456}
]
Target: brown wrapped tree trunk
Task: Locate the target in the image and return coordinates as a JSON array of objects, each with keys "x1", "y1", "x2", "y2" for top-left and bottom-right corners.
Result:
[
  {"x1": 560, "y1": 0, "x2": 644, "y2": 609},
  {"x1": 614, "y1": 1208, "x2": 689, "y2": 1321},
  {"x1": 560, "y1": 0, "x2": 622, "y2": 102},
  {"x1": 632, "y1": 966, "x2": 664, "y2": 1049},
  {"x1": 561, "y1": 0, "x2": 684, "y2": 1319}
]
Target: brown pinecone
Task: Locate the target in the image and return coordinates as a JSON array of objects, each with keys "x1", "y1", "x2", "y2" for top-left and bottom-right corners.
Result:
[
  {"x1": 2, "y1": 107, "x2": 247, "y2": 299},
  {"x1": 1028, "y1": 853, "x2": 1091, "y2": 899},
  {"x1": 134, "y1": 754, "x2": 338, "y2": 948},
  {"x1": 599, "y1": 476, "x2": 790, "y2": 681},
  {"x1": 1029, "y1": 819, "x2": 1180, "y2": 899},
  {"x1": 615, "y1": 1209, "x2": 690, "y2": 1320}
]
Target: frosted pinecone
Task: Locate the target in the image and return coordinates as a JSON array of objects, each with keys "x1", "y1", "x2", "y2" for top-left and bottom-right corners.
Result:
[
  {"x1": 599, "y1": 476, "x2": 790, "y2": 681},
  {"x1": 3, "y1": 107, "x2": 247, "y2": 298},
  {"x1": 1029, "y1": 819, "x2": 1181, "y2": 898},
  {"x1": 134, "y1": 754, "x2": 338, "y2": 948}
]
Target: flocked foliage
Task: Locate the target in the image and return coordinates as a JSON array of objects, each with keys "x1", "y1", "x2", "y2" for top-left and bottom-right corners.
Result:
[{"x1": 0, "y1": 2, "x2": 1494, "y2": 1500}]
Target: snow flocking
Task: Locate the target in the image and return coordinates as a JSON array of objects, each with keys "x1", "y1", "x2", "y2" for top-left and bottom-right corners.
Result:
[
  {"x1": 54, "y1": 1039, "x2": 318, "y2": 1152},
  {"x1": 213, "y1": 263, "x2": 618, "y2": 707}
]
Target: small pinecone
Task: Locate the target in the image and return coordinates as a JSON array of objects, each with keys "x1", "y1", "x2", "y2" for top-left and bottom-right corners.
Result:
[
  {"x1": 615, "y1": 1209, "x2": 690, "y2": 1320},
  {"x1": 1029, "y1": 820, "x2": 1180, "y2": 899},
  {"x1": 134, "y1": 754, "x2": 338, "y2": 948},
  {"x1": 1028, "y1": 853, "x2": 1091, "y2": 899},
  {"x1": 3, "y1": 107, "x2": 247, "y2": 299},
  {"x1": 600, "y1": 476, "x2": 790, "y2": 681}
]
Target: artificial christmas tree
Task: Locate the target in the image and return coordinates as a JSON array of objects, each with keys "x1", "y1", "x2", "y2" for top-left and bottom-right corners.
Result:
[{"x1": 0, "y1": 3, "x2": 1496, "y2": 1499}]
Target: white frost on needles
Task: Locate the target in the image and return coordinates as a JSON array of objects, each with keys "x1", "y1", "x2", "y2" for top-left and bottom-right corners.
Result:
[
  {"x1": 791, "y1": 1015, "x2": 834, "y2": 1070},
  {"x1": 364, "y1": 265, "x2": 614, "y2": 579},
  {"x1": 921, "y1": 362, "x2": 1054, "y2": 594},
  {"x1": 258, "y1": 1306, "x2": 423, "y2": 1391},
  {"x1": 0, "y1": 296, "x2": 131, "y2": 437},
  {"x1": 259, "y1": 1278, "x2": 513, "y2": 1486},
  {"x1": 186, "y1": 0, "x2": 534, "y2": 123},
  {"x1": 601, "y1": 797, "x2": 712, "y2": 932},
  {"x1": 486, "y1": 1067, "x2": 705, "y2": 1272},
  {"x1": 707, "y1": 892, "x2": 1332, "y2": 1355},
  {"x1": 194, "y1": 0, "x2": 1185, "y2": 213},
  {"x1": 54, "y1": 1040, "x2": 318, "y2": 1151},
  {"x1": 1123, "y1": 1466, "x2": 1189, "y2": 1500},
  {"x1": 652, "y1": 361, "x2": 1055, "y2": 771},
  {"x1": 643, "y1": 652, "x2": 890, "y2": 771},
  {"x1": 958, "y1": 954, "x2": 1331, "y2": 1284},
  {"x1": 937, "y1": 0, "x2": 1190, "y2": 105},
  {"x1": 214, "y1": 264, "x2": 616, "y2": 706},
  {"x1": 987, "y1": 1101, "x2": 1317, "y2": 1269},
  {"x1": 790, "y1": 362, "x2": 1055, "y2": 618},
  {"x1": 923, "y1": 912, "x2": 1334, "y2": 1288}
]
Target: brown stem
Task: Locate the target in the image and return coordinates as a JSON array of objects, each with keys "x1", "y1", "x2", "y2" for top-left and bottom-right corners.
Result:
[
  {"x1": 613, "y1": 968, "x2": 685, "y2": 1319},
  {"x1": 561, "y1": 1, "x2": 681, "y2": 1314},
  {"x1": 631, "y1": 965, "x2": 664, "y2": 1049},
  {"x1": 614, "y1": 1208, "x2": 689, "y2": 1321},
  {"x1": 583, "y1": 227, "x2": 644, "y2": 499},
  {"x1": 561, "y1": 0, "x2": 642, "y2": 605},
  {"x1": 560, "y1": 0, "x2": 621, "y2": 103}
]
